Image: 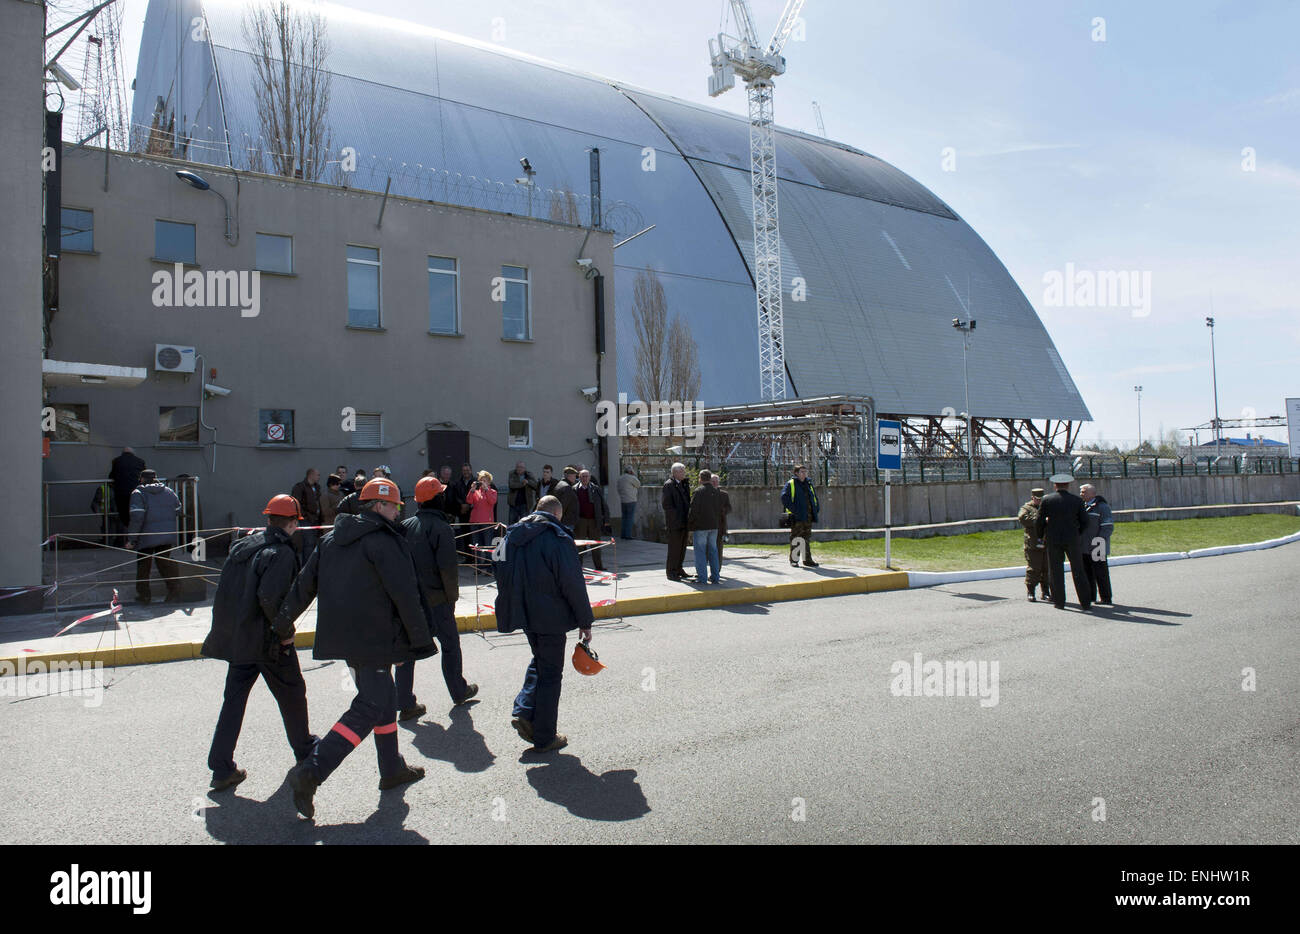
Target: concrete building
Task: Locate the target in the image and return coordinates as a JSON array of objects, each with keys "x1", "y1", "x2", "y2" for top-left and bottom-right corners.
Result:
[
  {"x1": 42, "y1": 145, "x2": 616, "y2": 538},
  {"x1": 0, "y1": 0, "x2": 48, "y2": 610}
]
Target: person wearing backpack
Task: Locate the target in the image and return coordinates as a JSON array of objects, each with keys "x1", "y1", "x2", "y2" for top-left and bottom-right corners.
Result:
[{"x1": 779, "y1": 465, "x2": 820, "y2": 568}]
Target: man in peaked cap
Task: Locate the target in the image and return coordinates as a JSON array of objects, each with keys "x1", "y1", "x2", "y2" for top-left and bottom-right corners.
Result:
[{"x1": 1034, "y1": 474, "x2": 1092, "y2": 612}]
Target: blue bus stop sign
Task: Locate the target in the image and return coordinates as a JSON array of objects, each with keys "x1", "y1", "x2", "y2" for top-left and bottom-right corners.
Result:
[{"x1": 877, "y1": 419, "x2": 902, "y2": 471}]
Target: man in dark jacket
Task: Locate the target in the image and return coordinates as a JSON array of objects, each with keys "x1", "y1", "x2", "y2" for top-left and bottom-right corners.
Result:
[
  {"x1": 125, "y1": 468, "x2": 183, "y2": 603},
  {"x1": 687, "y1": 469, "x2": 723, "y2": 584},
  {"x1": 336, "y1": 466, "x2": 355, "y2": 496},
  {"x1": 495, "y1": 496, "x2": 594, "y2": 753},
  {"x1": 573, "y1": 468, "x2": 607, "y2": 570},
  {"x1": 202, "y1": 494, "x2": 317, "y2": 791},
  {"x1": 452, "y1": 463, "x2": 476, "y2": 528},
  {"x1": 291, "y1": 468, "x2": 323, "y2": 559},
  {"x1": 551, "y1": 466, "x2": 581, "y2": 532},
  {"x1": 108, "y1": 446, "x2": 145, "y2": 529},
  {"x1": 507, "y1": 462, "x2": 540, "y2": 524},
  {"x1": 279, "y1": 478, "x2": 436, "y2": 819},
  {"x1": 1080, "y1": 483, "x2": 1114, "y2": 605},
  {"x1": 398, "y1": 476, "x2": 478, "y2": 718},
  {"x1": 661, "y1": 463, "x2": 692, "y2": 581},
  {"x1": 780, "y1": 465, "x2": 820, "y2": 568},
  {"x1": 1034, "y1": 473, "x2": 1092, "y2": 611},
  {"x1": 711, "y1": 474, "x2": 731, "y2": 561}
]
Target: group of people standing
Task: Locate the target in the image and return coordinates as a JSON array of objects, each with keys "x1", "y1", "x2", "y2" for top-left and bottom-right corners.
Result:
[{"x1": 1018, "y1": 474, "x2": 1114, "y2": 610}]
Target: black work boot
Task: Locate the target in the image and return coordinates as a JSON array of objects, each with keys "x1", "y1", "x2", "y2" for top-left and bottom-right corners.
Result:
[
  {"x1": 379, "y1": 763, "x2": 425, "y2": 791},
  {"x1": 286, "y1": 762, "x2": 319, "y2": 820},
  {"x1": 398, "y1": 702, "x2": 426, "y2": 722}
]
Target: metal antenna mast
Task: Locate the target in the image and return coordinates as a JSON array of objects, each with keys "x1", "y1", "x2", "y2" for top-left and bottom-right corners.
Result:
[{"x1": 709, "y1": 0, "x2": 807, "y2": 401}]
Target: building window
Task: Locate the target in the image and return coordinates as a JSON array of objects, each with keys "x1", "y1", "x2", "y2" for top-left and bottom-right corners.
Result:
[
  {"x1": 155, "y1": 220, "x2": 196, "y2": 264},
  {"x1": 60, "y1": 208, "x2": 93, "y2": 252},
  {"x1": 501, "y1": 265, "x2": 530, "y2": 340},
  {"x1": 256, "y1": 233, "x2": 293, "y2": 274},
  {"x1": 259, "y1": 408, "x2": 295, "y2": 444},
  {"x1": 44, "y1": 403, "x2": 89, "y2": 443},
  {"x1": 159, "y1": 405, "x2": 199, "y2": 444},
  {"x1": 428, "y1": 256, "x2": 459, "y2": 334},
  {"x1": 350, "y1": 412, "x2": 383, "y2": 449},
  {"x1": 347, "y1": 245, "x2": 381, "y2": 327},
  {"x1": 507, "y1": 417, "x2": 532, "y2": 449}
]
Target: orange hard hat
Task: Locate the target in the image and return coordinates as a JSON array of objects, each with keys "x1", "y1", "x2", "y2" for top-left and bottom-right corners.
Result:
[
  {"x1": 359, "y1": 477, "x2": 402, "y2": 504},
  {"x1": 414, "y1": 475, "x2": 446, "y2": 503},
  {"x1": 572, "y1": 639, "x2": 606, "y2": 676},
  {"x1": 263, "y1": 494, "x2": 303, "y2": 518}
]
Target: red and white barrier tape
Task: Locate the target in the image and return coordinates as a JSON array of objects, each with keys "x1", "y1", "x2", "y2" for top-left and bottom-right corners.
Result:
[{"x1": 55, "y1": 589, "x2": 123, "y2": 636}]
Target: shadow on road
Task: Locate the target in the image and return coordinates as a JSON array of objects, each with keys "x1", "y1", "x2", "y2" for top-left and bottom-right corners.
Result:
[
  {"x1": 404, "y1": 701, "x2": 496, "y2": 773},
  {"x1": 721, "y1": 603, "x2": 771, "y2": 615},
  {"x1": 522, "y1": 753, "x2": 650, "y2": 822},
  {"x1": 204, "y1": 779, "x2": 429, "y2": 844},
  {"x1": 1086, "y1": 604, "x2": 1190, "y2": 626},
  {"x1": 945, "y1": 592, "x2": 1008, "y2": 603}
]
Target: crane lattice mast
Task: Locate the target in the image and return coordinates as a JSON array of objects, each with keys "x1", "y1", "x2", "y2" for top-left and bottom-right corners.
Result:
[{"x1": 709, "y1": 0, "x2": 807, "y2": 401}]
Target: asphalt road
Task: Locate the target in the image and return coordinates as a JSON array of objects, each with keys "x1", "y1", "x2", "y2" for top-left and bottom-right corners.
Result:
[{"x1": 1, "y1": 546, "x2": 1296, "y2": 844}]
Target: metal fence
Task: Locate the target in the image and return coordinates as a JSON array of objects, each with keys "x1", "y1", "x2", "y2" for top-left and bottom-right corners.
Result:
[{"x1": 622, "y1": 454, "x2": 1300, "y2": 487}]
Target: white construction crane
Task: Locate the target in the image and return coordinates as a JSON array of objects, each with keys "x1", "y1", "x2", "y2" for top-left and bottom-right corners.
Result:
[{"x1": 709, "y1": 0, "x2": 807, "y2": 402}]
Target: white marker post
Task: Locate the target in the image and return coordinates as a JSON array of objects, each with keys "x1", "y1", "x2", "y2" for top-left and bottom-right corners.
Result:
[{"x1": 877, "y1": 419, "x2": 902, "y2": 571}]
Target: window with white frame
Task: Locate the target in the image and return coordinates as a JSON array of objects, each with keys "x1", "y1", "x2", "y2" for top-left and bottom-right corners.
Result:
[
  {"x1": 507, "y1": 418, "x2": 532, "y2": 449},
  {"x1": 347, "y1": 245, "x2": 381, "y2": 327},
  {"x1": 501, "y1": 264, "x2": 530, "y2": 340},
  {"x1": 428, "y1": 256, "x2": 459, "y2": 334},
  {"x1": 256, "y1": 233, "x2": 293, "y2": 274}
]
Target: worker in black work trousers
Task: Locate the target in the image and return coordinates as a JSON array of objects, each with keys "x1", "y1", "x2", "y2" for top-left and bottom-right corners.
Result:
[
  {"x1": 397, "y1": 475, "x2": 478, "y2": 718},
  {"x1": 277, "y1": 478, "x2": 436, "y2": 819},
  {"x1": 1034, "y1": 473, "x2": 1093, "y2": 612},
  {"x1": 202, "y1": 494, "x2": 318, "y2": 791}
]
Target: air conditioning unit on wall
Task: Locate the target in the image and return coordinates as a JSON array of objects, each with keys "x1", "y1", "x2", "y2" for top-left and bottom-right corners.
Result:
[{"x1": 154, "y1": 344, "x2": 197, "y2": 373}]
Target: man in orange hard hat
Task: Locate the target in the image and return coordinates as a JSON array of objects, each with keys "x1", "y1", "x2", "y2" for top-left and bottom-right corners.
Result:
[
  {"x1": 398, "y1": 475, "x2": 478, "y2": 719},
  {"x1": 202, "y1": 494, "x2": 317, "y2": 791},
  {"x1": 278, "y1": 478, "x2": 436, "y2": 819}
]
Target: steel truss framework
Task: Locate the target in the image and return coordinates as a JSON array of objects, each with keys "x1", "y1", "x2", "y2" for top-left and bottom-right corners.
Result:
[{"x1": 893, "y1": 415, "x2": 1080, "y2": 458}]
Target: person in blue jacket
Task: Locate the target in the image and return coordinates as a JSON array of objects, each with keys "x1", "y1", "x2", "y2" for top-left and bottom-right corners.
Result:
[
  {"x1": 494, "y1": 495, "x2": 594, "y2": 753},
  {"x1": 780, "y1": 465, "x2": 821, "y2": 568}
]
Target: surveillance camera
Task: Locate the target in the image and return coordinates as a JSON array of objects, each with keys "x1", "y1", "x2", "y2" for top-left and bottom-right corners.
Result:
[
  {"x1": 47, "y1": 62, "x2": 81, "y2": 91},
  {"x1": 576, "y1": 258, "x2": 593, "y2": 268},
  {"x1": 203, "y1": 383, "x2": 231, "y2": 397},
  {"x1": 580, "y1": 386, "x2": 599, "y2": 402}
]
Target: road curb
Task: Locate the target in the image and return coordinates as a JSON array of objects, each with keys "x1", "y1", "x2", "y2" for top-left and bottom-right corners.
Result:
[{"x1": 0, "y1": 571, "x2": 911, "y2": 672}]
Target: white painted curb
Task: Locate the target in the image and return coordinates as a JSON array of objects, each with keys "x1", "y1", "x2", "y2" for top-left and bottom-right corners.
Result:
[{"x1": 906, "y1": 530, "x2": 1300, "y2": 589}]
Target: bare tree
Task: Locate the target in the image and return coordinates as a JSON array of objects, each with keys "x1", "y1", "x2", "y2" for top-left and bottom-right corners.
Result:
[
  {"x1": 633, "y1": 266, "x2": 668, "y2": 402},
  {"x1": 242, "y1": 1, "x2": 333, "y2": 180},
  {"x1": 667, "y1": 314, "x2": 702, "y2": 402}
]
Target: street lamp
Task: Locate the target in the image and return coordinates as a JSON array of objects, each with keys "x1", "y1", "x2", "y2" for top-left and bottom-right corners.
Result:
[
  {"x1": 952, "y1": 317, "x2": 977, "y2": 466},
  {"x1": 175, "y1": 170, "x2": 233, "y2": 243},
  {"x1": 514, "y1": 156, "x2": 536, "y2": 218},
  {"x1": 1134, "y1": 385, "x2": 1143, "y2": 452},
  {"x1": 1206, "y1": 316, "x2": 1221, "y2": 459}
]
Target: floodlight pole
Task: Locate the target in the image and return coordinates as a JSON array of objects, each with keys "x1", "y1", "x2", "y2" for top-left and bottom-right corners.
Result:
[{"x1": 1207, "y1": 317, "x2": 1221, "y2": 458}]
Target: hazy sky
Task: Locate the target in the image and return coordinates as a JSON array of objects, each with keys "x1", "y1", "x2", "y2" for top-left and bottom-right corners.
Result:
[{"x1": 115, "y1": 0, "x2": 1300, "y2": 446}]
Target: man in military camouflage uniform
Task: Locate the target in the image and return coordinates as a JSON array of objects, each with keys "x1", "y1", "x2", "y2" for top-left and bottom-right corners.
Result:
[{"x1": 1017, "y1": 487, "x2": 1051, "y2": 602}]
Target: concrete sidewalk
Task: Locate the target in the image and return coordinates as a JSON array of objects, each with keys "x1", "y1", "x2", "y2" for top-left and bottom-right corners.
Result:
[{"x1": 0, "y1": 538, "x2": 907, "y2": 670}]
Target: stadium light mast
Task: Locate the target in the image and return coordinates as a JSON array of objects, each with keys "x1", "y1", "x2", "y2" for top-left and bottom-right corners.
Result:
[
  {"x1": 708, "y1": 0, "x2": 807, "y2": 401},
  {"x1": 953, "y1": 317, "x2": 976, "y2": 466},
  {"x1": 1134, "y1": 385, "x2": 1143, "y2": 452},
  {"x1": 1206, "y1": 316, "x2": 1221, "y2": 459}
]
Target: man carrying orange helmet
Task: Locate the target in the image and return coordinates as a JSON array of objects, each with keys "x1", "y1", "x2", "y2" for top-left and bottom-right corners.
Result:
[
  {"x1": 202, "y1": 494, "x2": 317, "y2": 792},
  {"x1": 397, "y1": 475, "x2": 478, "y2": 719},
  {"x1": 494, "y1": 495, "x2": 594, "y2": 753},
  {"x1": 278, "y1": 477, "x2": 436, "y2": 819}
]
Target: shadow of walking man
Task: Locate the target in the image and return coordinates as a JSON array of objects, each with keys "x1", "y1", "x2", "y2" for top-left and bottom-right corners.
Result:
[
  {"x1": 204, "y1": 779, "x2": 430, "y2": 844},
  {"x1": 523, "y1": 753, "x2": 650, "y2": 822},
  {"x1": 406, "y1": 702, "x2": 496, "y2": 773}
]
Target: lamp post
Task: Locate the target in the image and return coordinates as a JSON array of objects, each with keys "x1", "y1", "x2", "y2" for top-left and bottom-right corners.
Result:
[
  {"x1": 174, "y1": 170, "x2": 233, "y2": 243},
  {"x1": 1206, "y1": 316, "x2": 1221, "y2": 459},
  {"x1": 1134, "y1": 385, "x2": 1143, "y2": 452},
  {"x1": 952, "y1": 317, "x2": 976, "y2": 467}
]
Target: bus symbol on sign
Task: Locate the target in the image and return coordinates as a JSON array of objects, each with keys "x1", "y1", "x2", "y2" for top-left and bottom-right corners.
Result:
[
  {"x1": 266, "y1": 423, "x2": 285, "y2": 442},
  {"x1": 877, "y1": 419, "x2": 902, "y2": 471}
]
